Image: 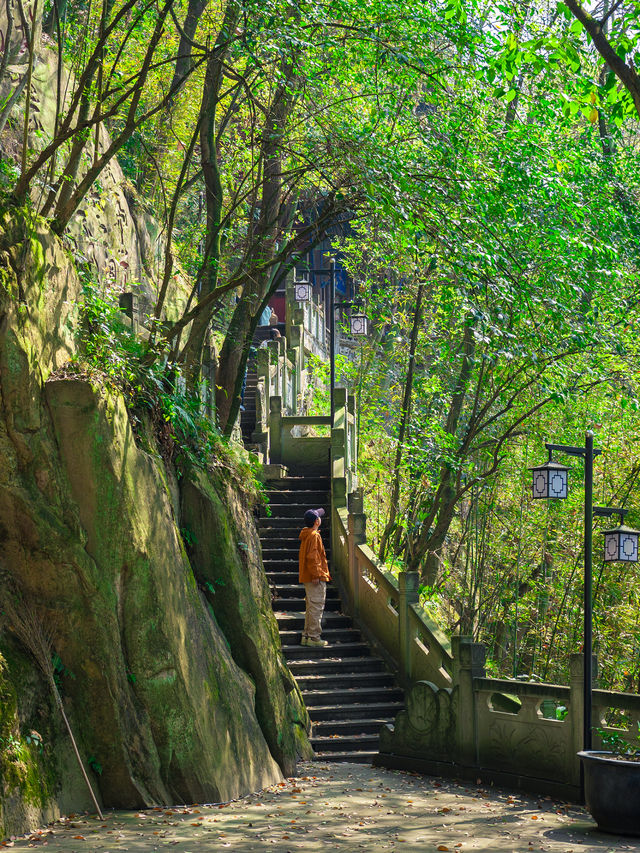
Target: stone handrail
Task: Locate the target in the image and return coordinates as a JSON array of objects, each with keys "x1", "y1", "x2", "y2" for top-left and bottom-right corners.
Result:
[
  {"x1": 378, "y1": 637, "x2": 640, "y2": 800},
  {"x1": 593, "y1": 687, "x2": 640, "y2": 739},
  {"x1": 268, "y1": 397, "x2": 331, "y2": 471},
  {"x1": 329, "y1": 388, "x2": 453, "y2": 690},
  {"x1": 252, "y1": 336, "x2": 305, "y2": 455}
]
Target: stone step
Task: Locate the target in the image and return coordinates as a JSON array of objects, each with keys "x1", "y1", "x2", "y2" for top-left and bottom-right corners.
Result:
[
  {"x1": 260, "y1": 532, "x2": 330, "y2": 547},
  {"x1": 302, "y1": 685, "x2": 404, "y2": 707},
  {"x1": 273, "y1": 597, "x2": 342, "y2": 613},
  {"x1": 275, "y1": 612, "x2": 351, "y2": 630},
  {"x1": 265, "y1": 571, "x2": 300, "y2": 584},
  {"x1": 296, "y1": 670, "x2": 396, "y2": 691},
  {"x1": 308, "y1": 701, "x2": 404, "y2": 721},
  {"x1": 263, "y1": 549, "x2": 330, "y2": 561},
  {"x1": 272, "y1": 584, "x2": 340, "y2": 599},
  {"x1": 267, "y1": 477, "x2": 331, "y2": 491},
  {"x1": 261, "y1": 546, "x2": 301, "y2": 557},
  {"x1": 267, "y1": 491, "x2": 330, "y2": 505},
  {"x1": 262, "y1": 502, "x2": 331, "y2": 518},
  {"x1": 289, "y1": 657, "x2": 383, "y2": 676},
  {"x1": 259, "y1": 519, "x2": 331, "y2": 532},
  {"x1": 311, "y1": 734, "x2": 380, "y2": 753},
  {"x1": 312, "y1": 718, "x2": 391, "y2": 737},
  {"x1": 279, "y1": 627, "x2": 364, "y2": 646},
  {"x1": 282, "y1": 641, "x2": 371, "y2": 660},
  {"x1": 311, "y1": 750, "x2": 377, "y2": 764}
]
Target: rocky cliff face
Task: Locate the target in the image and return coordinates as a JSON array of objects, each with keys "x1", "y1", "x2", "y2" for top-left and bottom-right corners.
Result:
[{"x1": 0, "y1": 211, "x2": 311, "y2": 840}]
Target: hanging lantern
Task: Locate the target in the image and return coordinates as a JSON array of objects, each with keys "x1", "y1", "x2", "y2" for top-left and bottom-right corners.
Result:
[
  {"x1": 350, "y1": 313, "x2": 369, "y2": 336},
  {"x1": 529, "y1": 460, "x2": 570, "y2": 500},
  {"x1": 294, "y1": 280, "x2": 312, "y2": 302},
  {"x1": 602, "y1": 524, "x2": 640, "y2": 563}
]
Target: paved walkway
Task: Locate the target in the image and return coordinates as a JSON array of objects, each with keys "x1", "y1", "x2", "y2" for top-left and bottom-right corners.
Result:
[{"x1": 6, "y1": 762, "x2": 640, "y2": 852}]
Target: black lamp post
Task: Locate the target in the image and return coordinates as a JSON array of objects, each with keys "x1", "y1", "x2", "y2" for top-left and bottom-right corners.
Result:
[
  {"x1": 529, "y1": 431, "x2": 640, "y2": 757},
  {"x1": 294, "y1": 259, "x2": 369, "y2": 424}
]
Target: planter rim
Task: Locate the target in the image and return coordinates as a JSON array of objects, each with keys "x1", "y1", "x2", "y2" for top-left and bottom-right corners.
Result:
[{"x1": 578, "y1": 749, "x2": 640, "y2": 766}]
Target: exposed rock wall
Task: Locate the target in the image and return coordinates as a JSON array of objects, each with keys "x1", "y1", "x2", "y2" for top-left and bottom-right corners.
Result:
[{"x1": 0, "y1": 211, "x2": 308, "y2": 839}]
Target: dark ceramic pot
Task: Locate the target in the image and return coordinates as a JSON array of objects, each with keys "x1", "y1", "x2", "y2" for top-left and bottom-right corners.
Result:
[{"x1": 578, "y1": 750, "x2": 640, "y2": 835}]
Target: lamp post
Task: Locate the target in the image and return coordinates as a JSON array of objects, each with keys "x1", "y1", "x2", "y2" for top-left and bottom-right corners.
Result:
[
  {"x1": 294, "y1": 259, "x2": 369, "y2": 424},
  {"x1": 529, "y1": 431, "x2": 640, "y2": 755}
]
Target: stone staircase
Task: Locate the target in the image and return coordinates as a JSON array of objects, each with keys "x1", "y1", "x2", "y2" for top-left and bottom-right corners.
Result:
[{"x1": 258, "y1": 474, "x2": 404, "y2": 763}]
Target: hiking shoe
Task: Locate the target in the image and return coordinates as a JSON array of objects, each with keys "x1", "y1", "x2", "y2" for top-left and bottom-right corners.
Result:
[
  {"x1": 301, "y1": 636, "x2": 309, "y2": 646},
  {"x1": 306, "y1": 638, "x2": 328, "y2": 647}
]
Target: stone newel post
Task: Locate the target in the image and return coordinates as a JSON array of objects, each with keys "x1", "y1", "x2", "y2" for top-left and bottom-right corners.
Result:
[
  {"x1": 269, "y1": 396, "x2": 282, "y2": 464},
  {"x1": 347, "y1": 490, "x2": 366, "y2": 615},
  {"x1": 452, "y1": 636, "x2": 486, "y2": 767},
  {"x1": 398, "y1": 571, "x2": 419, "y2": 684}
]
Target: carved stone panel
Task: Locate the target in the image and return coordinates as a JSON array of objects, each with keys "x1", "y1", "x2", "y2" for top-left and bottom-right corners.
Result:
[{"x1": 380, "y1": 680, "x2": 457, "y2": 762}]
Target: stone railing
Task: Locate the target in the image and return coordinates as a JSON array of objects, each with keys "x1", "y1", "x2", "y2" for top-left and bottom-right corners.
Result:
[
  {"x1": 329, "y1": 389, "x2": 453, "y2": 690},
  {"x1": 252, "y1": 335, "x2": 304, "y2": 454},
  {"x1": 267, "y1": 399, "x2": 331, "y2": 472},
  {"x1": 376, "y1": 638, "x2": 640, "y2": 800}
]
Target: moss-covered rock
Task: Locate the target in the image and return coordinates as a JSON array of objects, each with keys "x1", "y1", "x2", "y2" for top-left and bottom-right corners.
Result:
[{"x1": 0, "y1": 210, "x2": 310, "y2": 838}]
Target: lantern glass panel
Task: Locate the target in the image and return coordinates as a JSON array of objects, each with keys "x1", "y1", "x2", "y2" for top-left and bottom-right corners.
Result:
[
  {"x1": 294, "y1": 282, "x2": 311, "y2": 302},
  {"x1": 548, "y1": 469, "x2": 568, "y2": 499},
  {"x1": 531, "y1": 469, "x2": 549, "y2": 500},
  {"x1": 530, "y1": 462, "x2": 569, "y2": 500},
  {"x1": 604, "y1": 532, "x2": 620, "y2": 562},
  {"x1": 350, "y1": 314, "x2": 369, "y2": 336}
]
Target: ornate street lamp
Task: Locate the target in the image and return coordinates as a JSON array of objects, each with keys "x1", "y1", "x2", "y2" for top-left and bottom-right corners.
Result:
[
  {"x1": 602, "y1": 521, "x2": 640, "y2": 563},
  {"x1": 294, "y1": 279, "x2": 312, "y2": 302},
  {"x1": 527, "y1": 433, "x2": 638, "y2": 788},
  {"x1": 529, "y1": 457, "x2": 570, "y2": 500},
  {"x1": 349, "y1": 312, "x2": 370, "y2": 337}
]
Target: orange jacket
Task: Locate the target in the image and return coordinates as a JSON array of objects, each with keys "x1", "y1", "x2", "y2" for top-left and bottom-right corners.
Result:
[{"x1": 298, "y1": 527, "x2": 331, "y2": 583}]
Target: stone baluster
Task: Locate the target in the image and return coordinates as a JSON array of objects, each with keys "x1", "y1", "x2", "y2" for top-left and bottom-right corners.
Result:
[
  {"x1": 452, "y1": 636, "x2": 486, "y2": 767},
  {"x1": 347, "y1": 489, "x2": 366, "y2": 615},
  {"x1": 332, "y1": 387, "x2": 348, "y2": 508},
  {"x1": 269, "y1": 396, "x2": 282, "y2": 465},
  {"x1": 398, "y1": 571, "x2": 419, "y2": 685}
]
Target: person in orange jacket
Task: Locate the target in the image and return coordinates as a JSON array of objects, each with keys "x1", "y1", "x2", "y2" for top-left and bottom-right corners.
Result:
[{"x1": 299, "y1": 508, "x2": 331, "y2": 647}]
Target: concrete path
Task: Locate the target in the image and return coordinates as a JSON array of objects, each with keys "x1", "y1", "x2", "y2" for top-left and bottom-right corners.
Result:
[{"x1": 5, "y1": 762, "x2": 640, "y2": 852}]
